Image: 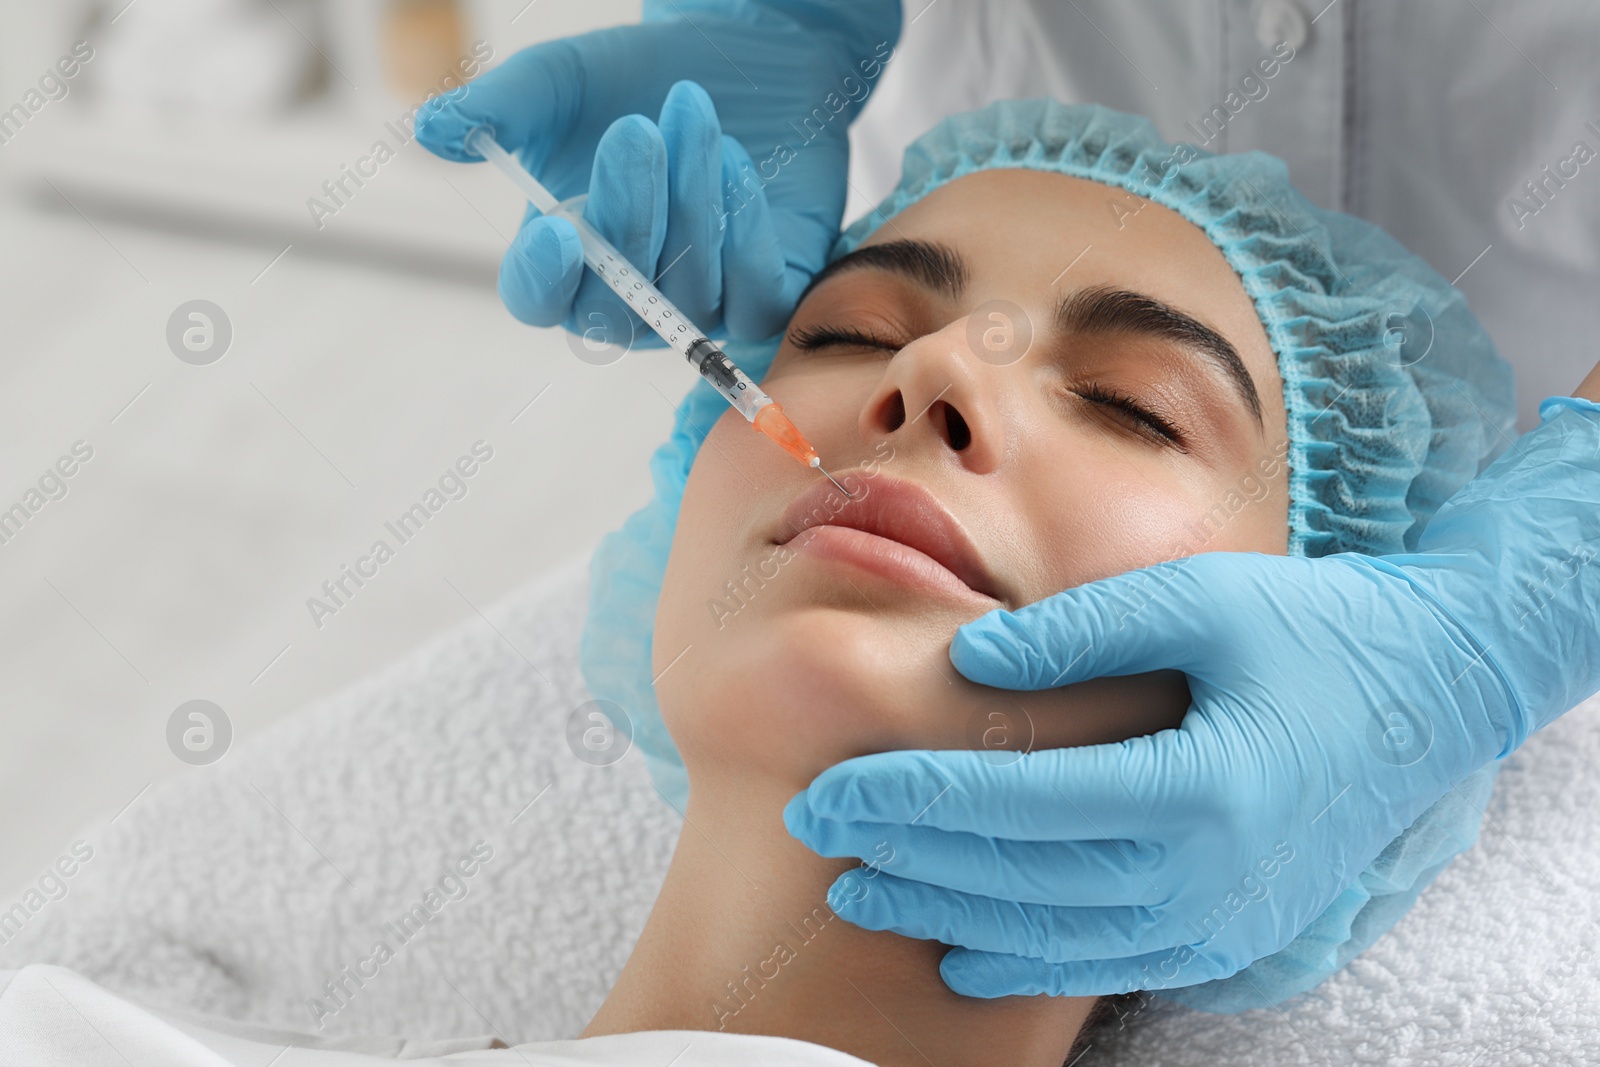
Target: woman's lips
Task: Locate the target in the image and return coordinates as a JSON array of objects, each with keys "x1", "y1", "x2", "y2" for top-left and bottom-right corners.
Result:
[
  {"x1": 774, "y1": 473, "x2": 1003, "y2": 603},
  {"x1": 787, "y1": 523, "x2": 996, "y2": 603}
]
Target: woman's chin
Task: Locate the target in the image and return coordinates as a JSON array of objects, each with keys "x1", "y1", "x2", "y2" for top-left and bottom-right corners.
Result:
[{"x1": 660, "y1": 600, "x2": 974, "y2": 788}]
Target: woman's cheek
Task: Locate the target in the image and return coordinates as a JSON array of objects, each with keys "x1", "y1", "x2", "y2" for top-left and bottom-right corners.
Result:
[
  {"x1": 761, "y1": 359, "x2": 885, "y2": 441},
  {"x1": 1020, "y1": 468, "x2": 1211, "y2": 600},
  {"x1": 1098, "y1": 483, "x2": 1209, "y2": 567}
]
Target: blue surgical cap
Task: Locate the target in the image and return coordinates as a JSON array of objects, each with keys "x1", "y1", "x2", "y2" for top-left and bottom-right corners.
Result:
[{"x1": 580, "y1": 100, "x2": 1516, "y2": 1012}]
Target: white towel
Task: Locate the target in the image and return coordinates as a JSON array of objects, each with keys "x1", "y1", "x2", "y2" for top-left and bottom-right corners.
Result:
[{"x1": 3, "y1": 553, "x2": 1597, "y2": 1064}]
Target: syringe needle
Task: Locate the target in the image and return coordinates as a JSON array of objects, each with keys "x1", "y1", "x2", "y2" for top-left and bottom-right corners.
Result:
[{"x1": 811, "y1": 458, "x2": 856, "y2": 500}]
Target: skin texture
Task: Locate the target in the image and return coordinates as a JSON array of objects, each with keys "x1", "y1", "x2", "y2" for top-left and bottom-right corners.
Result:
[{"x1": 584, "y1": 168, "x2": 1291, "y2": 1066}]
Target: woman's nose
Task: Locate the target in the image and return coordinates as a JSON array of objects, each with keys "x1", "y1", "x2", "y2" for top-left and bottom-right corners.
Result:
[{"x1": 858, "y1": 317, "x2": 1006, "y2": 473}]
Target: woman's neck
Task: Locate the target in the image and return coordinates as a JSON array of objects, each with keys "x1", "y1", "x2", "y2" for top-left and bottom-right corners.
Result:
[{"x1": 583, "y1": 774, "x2": 1093, "y2": 1066}]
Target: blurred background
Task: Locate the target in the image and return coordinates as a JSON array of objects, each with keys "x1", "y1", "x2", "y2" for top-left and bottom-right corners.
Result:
[
  {"x1": 0, "y1": 0, "x2": 761, "y2": 898},
  {"x1": 6, "y1": 0, "x2": 1583, "y2": 907}
]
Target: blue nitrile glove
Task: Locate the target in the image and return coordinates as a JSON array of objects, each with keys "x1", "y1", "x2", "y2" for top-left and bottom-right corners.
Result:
[
  {"x1": 785, "y1": 396, "x2": 1600, "y2": 997},
  {"x1": 414, "y1": 1, "x2": 900, "y2": 343}
]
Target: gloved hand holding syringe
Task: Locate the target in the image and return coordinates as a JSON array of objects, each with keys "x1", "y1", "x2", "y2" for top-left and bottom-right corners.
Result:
[{"x1": 463, "y1": 127, "x2": 855, "y2": 500}]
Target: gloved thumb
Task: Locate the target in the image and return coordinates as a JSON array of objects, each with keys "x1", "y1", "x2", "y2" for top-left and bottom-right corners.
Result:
[
  {"x1": 951, "y1": 554, "x2": 1226, "y2": 690},
  {"x1": 414, "y1": 39, "x2": 586, "y2": 165}
]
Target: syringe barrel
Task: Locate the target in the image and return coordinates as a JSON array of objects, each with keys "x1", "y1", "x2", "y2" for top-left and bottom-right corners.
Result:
[
  {"x1": 556, "y1": 206, "x2": 702, "y2": 356},
  {"x1": 555, "y1": 207, "x2": 770, "y2": 421},
  {"x1": 683, "y1": 338, "x2": 768, "y2": 422},
  {"x1": 465, "y1": 127, "x2": 775, "y2": 424}
]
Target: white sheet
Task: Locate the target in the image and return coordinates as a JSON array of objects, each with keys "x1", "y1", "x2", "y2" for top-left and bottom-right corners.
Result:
[
  {"x1": 3, "y1": 552, "x2": 1598, "y2": 1064},
  {"x1": 0, "y1": 964, "x2": 868, "y2": 1066}
]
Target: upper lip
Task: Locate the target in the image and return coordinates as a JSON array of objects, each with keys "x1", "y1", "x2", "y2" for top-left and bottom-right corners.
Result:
[{"x1": 774, "y1": 473, "x2": 1003, "y2": 601}]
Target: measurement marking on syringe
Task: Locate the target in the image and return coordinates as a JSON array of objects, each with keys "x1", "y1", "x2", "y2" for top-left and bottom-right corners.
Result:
[{"x1": 462, "y1": 127, "x2": 846, "y2": 487}]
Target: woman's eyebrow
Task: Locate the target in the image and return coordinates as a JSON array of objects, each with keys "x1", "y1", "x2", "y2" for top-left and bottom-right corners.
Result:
[
  {"x1": 797, "y1": 239, "x2": 968, "y2": 305},
  {"x1": 1056, "y1": 285, "x2": 1264, "y2": 426},
  {"x1": 797, "y1": 241, "x2": 1264, "y2": 427}
]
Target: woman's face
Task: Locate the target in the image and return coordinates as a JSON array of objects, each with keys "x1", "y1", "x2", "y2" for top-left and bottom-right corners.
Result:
[{"x1": 654, "y1": 168, "x2": 1290, "y2": 791}]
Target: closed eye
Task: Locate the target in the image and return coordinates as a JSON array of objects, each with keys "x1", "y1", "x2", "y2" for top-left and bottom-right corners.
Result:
[
  {"x1": 1074, "y1": 382, "x2": 1189, "y2": 451},
  {"x1": 789, "y1": 322, "x2": 1190, "y2": 451},
  {"x1": 786, "y1": 323, "x2": 906, "y2": 354}
]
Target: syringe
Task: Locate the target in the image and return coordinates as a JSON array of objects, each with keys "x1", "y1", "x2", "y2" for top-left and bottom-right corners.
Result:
[{"x1": 463, "y1": 127, "x2": 853, "y2": 499}]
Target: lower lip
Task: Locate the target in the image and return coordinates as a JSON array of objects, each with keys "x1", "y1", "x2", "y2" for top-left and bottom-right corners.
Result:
[{"x1": 784, "y1": 525, "x2": 988, "y2": 602}]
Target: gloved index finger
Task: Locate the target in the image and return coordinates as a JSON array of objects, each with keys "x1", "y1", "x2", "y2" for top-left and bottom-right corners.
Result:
[
  {"x1": 798, "y1": 742, "x2": 1181, "y2": 842},
  {"x1": 784, "y1": 797, "x2": 1168, "y2": 906},
  {"x1": 414, "y1": 41, "x2": 586, "y2": 164},
  {"x1": 653, "y1": 80, "x2": 724, "y2": 332},
  {"x1": 950, "y1": 554, "x2": 1225, "y2": 690},
  {"x1": 569, "y1": 113, "x2": 668, "y2": 339}
]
